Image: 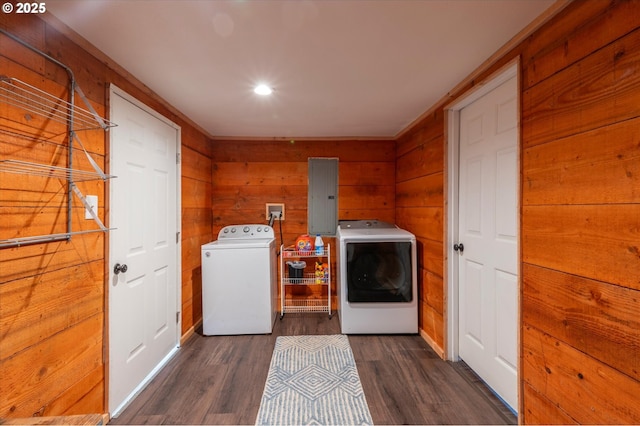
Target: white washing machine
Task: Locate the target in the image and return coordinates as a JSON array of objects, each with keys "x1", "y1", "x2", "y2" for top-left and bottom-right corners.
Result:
[
  {"x1": 337, "y1": 220, "x2": 418, "y2": 334},
  {"x1": 201, "y1": 224, "x2": 277, "y2": 335}
]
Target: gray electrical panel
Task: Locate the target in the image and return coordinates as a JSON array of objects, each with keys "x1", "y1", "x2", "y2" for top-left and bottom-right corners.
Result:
[{"x1": 308, "y1": 158, "x2": 338, "y2": 236}]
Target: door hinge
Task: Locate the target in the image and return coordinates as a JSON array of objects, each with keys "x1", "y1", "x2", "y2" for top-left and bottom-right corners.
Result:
[
  {"x1": 176, "y1": 153, "x2": 181, "y2": 164},
  {"x1": 176, "y1": 311, "x2": 180, "y2": 324},
  {"x1": 176, "y1": 231, "x2": 181, "y2": 243}
]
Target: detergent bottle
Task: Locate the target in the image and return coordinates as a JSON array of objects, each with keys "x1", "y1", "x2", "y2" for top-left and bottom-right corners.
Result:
[{"x1": 314, "y1": 234, "x2": 324, "y2": 255}]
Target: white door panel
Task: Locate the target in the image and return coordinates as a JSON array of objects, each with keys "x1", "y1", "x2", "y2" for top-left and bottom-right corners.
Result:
[
  {"x1": 462, "y1": 259, "x2": 484, "y2": 347},
  {"x1": 458, "y1": 75, "x2": 518, "y2": 411},
  {"x1": 495, "y1": 270, "x2": 518, "y2": 369},
  {"x1": 109, "y1": 88, "x2": 180, "y2": 415}
]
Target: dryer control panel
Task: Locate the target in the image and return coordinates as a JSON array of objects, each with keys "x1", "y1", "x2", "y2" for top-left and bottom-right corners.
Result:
[{"x1": 217, "y1": 224, "x2": 274, "y2": 240}]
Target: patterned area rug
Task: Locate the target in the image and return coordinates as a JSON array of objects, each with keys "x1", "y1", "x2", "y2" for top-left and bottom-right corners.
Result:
[{"x1": 255, "y1": 334, "x2": 373, "y2": 425}]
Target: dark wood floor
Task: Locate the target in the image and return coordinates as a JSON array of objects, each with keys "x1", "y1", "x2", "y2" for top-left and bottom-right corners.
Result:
[{"x1": 109, "y1": 313, "x2": 516, "y2": 425}]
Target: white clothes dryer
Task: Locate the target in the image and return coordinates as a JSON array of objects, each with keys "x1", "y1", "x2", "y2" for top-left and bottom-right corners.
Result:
[
  {"x1": 201, "y1": 224, "x2": 277, "y2": 335},
  {"x1": 337, "y1": 220, "x2": 418, "y2": 334}
]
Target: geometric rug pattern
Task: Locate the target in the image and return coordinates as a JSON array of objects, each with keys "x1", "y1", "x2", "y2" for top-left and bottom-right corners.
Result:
[{"x1": 255, "y1": 335, "x2": 373, "y2": 425}]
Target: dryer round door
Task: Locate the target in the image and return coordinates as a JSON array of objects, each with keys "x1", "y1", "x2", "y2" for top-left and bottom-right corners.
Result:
[{"x1": 346, "y1": 241, "x2": 413, "y2": 303}]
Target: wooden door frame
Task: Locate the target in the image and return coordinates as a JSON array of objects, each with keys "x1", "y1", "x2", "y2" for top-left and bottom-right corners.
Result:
[
  {"x1": 106, "y1": 84, "x2": 182, "y2": 415},
  {"x1": 443, "y1": 59, "x2": 520, "y2": 363}
]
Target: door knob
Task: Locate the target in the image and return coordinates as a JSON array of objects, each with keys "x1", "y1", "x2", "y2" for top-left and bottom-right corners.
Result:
[
  {"x1": 453, "y1": 243, "x2": 464, "y2": 254},
  {"x1": 114, "y1": 263, "x2": 128, "y2": 275}
]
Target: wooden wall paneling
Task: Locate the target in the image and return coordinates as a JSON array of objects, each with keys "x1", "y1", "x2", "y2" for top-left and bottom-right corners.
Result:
[
  {"x1": 43, "y1": 26, "x2": 107, "y2": 106},
  {"x1": 1, "y1": 211, "x2": 105, "y2": 249},
  {"x1": 182, "y1": 177, "x2": 211, "y2": 210},
  {"x1": 395, "y1": 173, "x2": 444, "y2": 207},
  {"x1": 180, "y1": 171, "x2": 211, "y2": 335},
  {"x1": 0, "y1": 44, "x2": 108, "y2": 242},
  {"x1": 1, "y1": 190, "x2": 107, "y2": 242},
  {"x1": 522, "y1": 325, "x2": 640, "y2": 424},
  {"x1": 180, "y1": 233, "x2": 209, "y2": 333},
  {"x1": 211, "y1": 139, "x2": 290, "y2": 162},
  {"x1": 419, "y1": 238, "x2": 444, "y2": 279},
  {"x1": 396, "y1": 110, "x2": 443, "y2": 158},
  {"x1": 339, "y1": 159, "x2": 395, "y2": 221},
  {"x1": 523, "y1": 0, "x2": 639, "y2": 89},
  {"x1": 1, "y1": 40, "x2": 74, "y2": 103},
  {"x1": 419, "y1": 303, "x2": 444, "y2": 351},
  {"x1": 0, "y1": 130, "x2": 68, "y2": 167},
  {"x1": 247, "y1": 189, "x2": 305, "y2": 214},
  {"x1": 211, "y1": 139, "x2": 396, "y2": 234},
  {"x1": 179, "y1": 141, "x2": 212, "y2": 334},
  {"x1": 517, "y1": 2, "x2": 640, "y2": 421},
  {"x1": 396, "y1": 204, "x2": 444, "y2": 351},
  {"x1": 522, "y1": 263, "x2": 640, "y2": 382},
  {"x1": 0, "y1": 104, "x2": 67, "y2": 148},
  {"x1": 214, "y1": 185, "x2": 395, "y2": 231},
  {"x1": 73, "y1": 131, "x2": 106, "y2": 159},
  {"x1": 396, "y1": 139, "x2": 444, "y2": 183},
  {"x1": 211, "y1": 184, "x2": 313, "y2": 243},
  {"x1": 1, "y1": 207, "x2": 67, "y2": 239},
  {"x1": 0, "y1": 314, "x2": 104, "y2": 417},
  {"x1": 0, "y1": 262, "x2": 103, "y2": 358},
  {"x1": 181, "y1": 145, "x2": 212, "y2": 183},
  {"x1": 522, "y1": 26, "x2": 640, "y2": 148},
  {"x1": 180, "y1": 126, "x2": 213, "y2": 158},
  {"x1": 213, "y1": 209, "x2": 310, "y2": 236},
  {"x1": 0, "y1": 19, "x2": 45, "y2": 74},
  {"x1": 180, "y1": 142, "x2": 213, "y2": 334},
  {"x1": 180, "y1": 297, "x2": 195, "y2": 337},
  {"x1": 420, "y1": 268, "x2": 443, "y2": 315},
  {"x1": 339, "y1": 162, "x2": 395, "y2": 185},
  {"x1": 0, "y1": 234, "x2": 103, "y2": 283},
  {"x1": 213, "y1": 162, "x2": 308, "y2": 186},
  {"x1": 213, "y1": 185, "x2": 307, "y2": 213},
  {"x1": 180, "y1": 206, "x2": 213, "y2": 240},
  {"x1": 51, "y1": 365, "x2": 104, "y2": 416},
  {"x1": 339, "y1": 139, "x2": 396, "y2": 162},
  {"x1": 1, "y1": 178, "x2": 66, "y2": 206},
  {"x1": 337, "y1": 208, "x2": 395, "y2": 224},
  {"x1": 522, "y1": 204, "x2": 640, "y2": 291},
  {"x1": 521, "y1": 383, "x2": 577, "y2": 425},
  {"x1": 211, "y1": 139, "x2": 395, "y2": 163},
  {"x1": 0, "y1": 129, "x2": 97, "y2": 169},
  {"x1": 395, "y1": 112, "x2": 446, "y2": 355},
  {"x1": 523, "y1": 117, "x2": 640, "y2": 205},
  {"x1": 395, "y1": 207, "x2": 443, "y2": 243},
  {"x1": 338, "y1": 185, "x2": 395, "y2": 218}
]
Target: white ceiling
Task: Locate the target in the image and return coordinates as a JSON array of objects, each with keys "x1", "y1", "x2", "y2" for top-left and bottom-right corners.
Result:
[{"x1": 46, "y1": 0, "x2": 555, "y2": 139}]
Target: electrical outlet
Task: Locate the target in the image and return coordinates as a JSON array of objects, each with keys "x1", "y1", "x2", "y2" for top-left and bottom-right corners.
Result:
[
  {"x1": 266, "y1": 203, "x2": 285, "y2": 220},
  {"x1": 85, "y1": 195, "x2": 98, "y2": 219}
]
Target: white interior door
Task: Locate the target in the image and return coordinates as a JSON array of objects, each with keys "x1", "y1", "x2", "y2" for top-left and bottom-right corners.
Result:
[
  {"x1": 109, "y1": 87, "x2": 180, "y2": 416},
  {"x1": 457, "y1": 74, "x2": 518, "y2": 410}
]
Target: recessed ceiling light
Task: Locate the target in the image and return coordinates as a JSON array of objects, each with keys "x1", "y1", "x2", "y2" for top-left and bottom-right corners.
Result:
[{"x1": 254, "y1": 84, "x2": 273, "y2": 96}]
